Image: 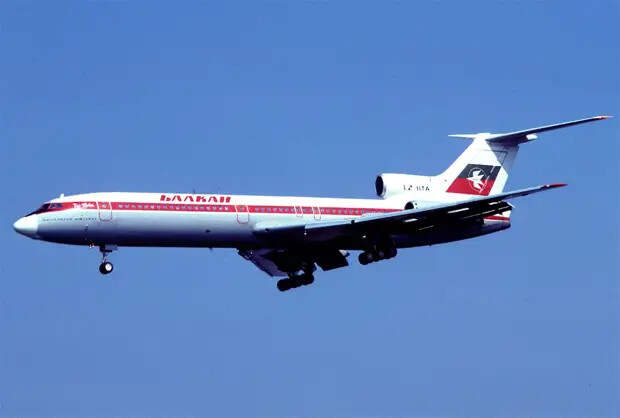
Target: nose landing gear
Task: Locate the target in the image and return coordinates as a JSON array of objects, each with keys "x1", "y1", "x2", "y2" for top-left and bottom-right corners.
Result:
[
  {"x1": 98, "y1": 244, "x2": 117, "y2": 275},
  {"x1": 99, "y1": 261, "x2": 114, "y2": 274}
]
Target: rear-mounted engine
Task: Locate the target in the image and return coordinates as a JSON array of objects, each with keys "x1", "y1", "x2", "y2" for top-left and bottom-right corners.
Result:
[{"x1": 375, "y1": 173, "x2": 431, "y2": 199}]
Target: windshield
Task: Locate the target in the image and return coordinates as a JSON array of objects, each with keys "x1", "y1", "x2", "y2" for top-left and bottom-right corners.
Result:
[{"x1": 25, "y1": 203, "x2": 63, "y2": 217}]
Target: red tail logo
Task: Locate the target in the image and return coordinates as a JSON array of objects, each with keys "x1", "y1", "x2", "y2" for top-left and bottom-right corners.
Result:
[{"x1": 446, "y1": 164, "x2": 500, "y2": 196}]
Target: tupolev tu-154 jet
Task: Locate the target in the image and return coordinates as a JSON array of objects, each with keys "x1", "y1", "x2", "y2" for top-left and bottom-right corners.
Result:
[{"x1": 13, "y1": 116, "x2": 610, "y2": 291}]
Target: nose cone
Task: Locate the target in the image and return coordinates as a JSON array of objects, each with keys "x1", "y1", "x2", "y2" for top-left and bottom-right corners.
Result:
[{"x1": 13, "y1": 216, "x2": 38, "y2": 238}]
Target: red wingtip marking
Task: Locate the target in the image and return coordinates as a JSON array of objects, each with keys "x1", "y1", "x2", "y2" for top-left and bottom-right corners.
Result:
[
  {"x1": 596, "y1": 115, "x2": 613, "y2": 119},
  {"x1": 547, "y1": 183, "x2": 567, "y2": 188}
]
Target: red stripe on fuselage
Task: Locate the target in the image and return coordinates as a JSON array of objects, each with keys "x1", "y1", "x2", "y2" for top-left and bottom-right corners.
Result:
[
  {"x1": 35, "y1": 201, "x2": 401, "y2": 216},
  {"x1": 35, "y1": 201, "x2": 511, "y2": 221}
]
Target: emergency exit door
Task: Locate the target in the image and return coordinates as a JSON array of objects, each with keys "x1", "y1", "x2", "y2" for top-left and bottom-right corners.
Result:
[
  {"x1": 98, "y1": 201, "x2": 112, "y2": 221},
  {"x1": 236, "y1": 205, "x2": 249, "y2": 224}
]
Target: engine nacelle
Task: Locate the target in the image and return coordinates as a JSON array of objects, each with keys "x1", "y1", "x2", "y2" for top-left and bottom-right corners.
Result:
[{"x1": 375, "y1": 173, "x2": 432, "y2": 199}]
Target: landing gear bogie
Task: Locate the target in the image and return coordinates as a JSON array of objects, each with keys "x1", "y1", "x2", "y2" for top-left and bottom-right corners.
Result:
[
  {"x1": 358, "y1": 247, "x2": 397, "y2": 265},
  {"x1": 277, "y1": 273, "x2": 315, "y2": 292}
]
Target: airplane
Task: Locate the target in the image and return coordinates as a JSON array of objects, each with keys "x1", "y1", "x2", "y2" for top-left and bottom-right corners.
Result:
[{"x1": 13, "y1": 116, "x2": 610, "y2": 291}]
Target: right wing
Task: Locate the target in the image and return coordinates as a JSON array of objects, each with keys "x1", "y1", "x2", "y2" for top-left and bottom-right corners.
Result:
[
  {"x1": 254, "y1": 183, "x2": 566, "y2": 243},
  {"x1": 241, "y1": 183, "x2": 565, "y2": 277}
]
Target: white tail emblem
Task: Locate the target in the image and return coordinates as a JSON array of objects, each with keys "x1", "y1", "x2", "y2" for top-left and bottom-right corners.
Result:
[{"x1": 467, "y1": 168, "x2": 488, "y2": 193}]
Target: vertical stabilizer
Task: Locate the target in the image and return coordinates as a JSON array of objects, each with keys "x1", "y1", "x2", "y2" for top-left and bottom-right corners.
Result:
[
  {"x1": 435, "y1": 116, "x2": 610, "y2": 201},
  {"x1": 437, "y1": 137, "x2": 518, "y2": 199}
]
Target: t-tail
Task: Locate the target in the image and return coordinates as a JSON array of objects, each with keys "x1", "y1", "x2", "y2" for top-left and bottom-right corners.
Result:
[
  {"x1": 375, "y1": 116, "x2": 610, "y2": 213},
  {"x1": 438, "y1": 115, "x2": 611, "y2": 200}
]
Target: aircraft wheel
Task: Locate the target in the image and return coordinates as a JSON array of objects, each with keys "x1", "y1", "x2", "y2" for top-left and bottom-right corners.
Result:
[
  {"x1": 301, "y1": 274, "x2": 314, "y2": 286},
  {"x1": 386, "y1": 247, "x2": 397, "y2": 259},
  {"x1": 277, "y1": 278, "x2": 292, "y2": 292},
  {"x1": 358, "y1": 252, "x2": 373, "y2": 265},
  {"x1": 99, "y1": 261, "x2": 114, "y2": 275}
]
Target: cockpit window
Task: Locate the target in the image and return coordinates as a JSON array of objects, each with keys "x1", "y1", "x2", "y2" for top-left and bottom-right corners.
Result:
[
  {"x1": 25, "y1": 203, "x2": 62, "y2": 217},
  {"x1": 26, "y1": 204, "x2": 48, "y2": 217}
]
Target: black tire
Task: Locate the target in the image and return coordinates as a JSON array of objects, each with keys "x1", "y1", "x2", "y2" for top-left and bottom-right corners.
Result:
[
  {"x1": 386, "y1": 247, "x2": 398, "y2": 259},
  {"x1": 358, "y1": 252, "x2": 372, "y2": 265},
  {"x1": 277, "y1": 279, "x2": 291, "y2": 292},
  {"x1": 99, "y1": 262, "x2": 113, "y2": 275},
  {"x1": 301, "y1": 274, "x2": 314, "y2": 286}
]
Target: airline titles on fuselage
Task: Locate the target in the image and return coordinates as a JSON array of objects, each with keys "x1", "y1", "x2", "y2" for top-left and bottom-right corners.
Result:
[{"x1": 160, "y1": 194, "x2": 232, "y2": 203}]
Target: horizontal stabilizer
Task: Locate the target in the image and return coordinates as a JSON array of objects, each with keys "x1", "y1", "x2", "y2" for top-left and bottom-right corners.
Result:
[{"x1": 449, "y1": 115, "x2": 611, "y2": 144}]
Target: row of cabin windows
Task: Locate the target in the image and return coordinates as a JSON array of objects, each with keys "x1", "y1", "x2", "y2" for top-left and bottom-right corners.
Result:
[
  {"x1": 117, "y1": 204, "x2": 232, "y2": 211},
  {"x1": 112, "y1": 204, "x2": 388, "y2": 215},
  {"x1": 27, "y1": 202, "x2": 390, "y2": 217}
]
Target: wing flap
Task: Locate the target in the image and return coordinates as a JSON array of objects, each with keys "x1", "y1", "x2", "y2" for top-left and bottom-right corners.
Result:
[
  {"x1": 239, "y1": 249, "x2": 289, "y2": 277},
  {"x1": 238, "y1": 247, "x2": 350, "y2": 278}
]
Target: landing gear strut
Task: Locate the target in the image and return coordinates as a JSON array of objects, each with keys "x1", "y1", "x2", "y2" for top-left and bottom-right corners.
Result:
[{"x1": 98, "y1": 244, "x2": 117, "y2": 275}]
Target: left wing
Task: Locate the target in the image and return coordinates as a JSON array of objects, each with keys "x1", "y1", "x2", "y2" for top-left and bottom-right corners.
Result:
[{"x1": 254, "y1": 183, "x2": 566, "y2": 243}]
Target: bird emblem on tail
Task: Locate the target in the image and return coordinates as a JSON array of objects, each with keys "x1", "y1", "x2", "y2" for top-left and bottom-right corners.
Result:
[{"x1": 467, "y1": 167, "x2": 488, "y2": 193}]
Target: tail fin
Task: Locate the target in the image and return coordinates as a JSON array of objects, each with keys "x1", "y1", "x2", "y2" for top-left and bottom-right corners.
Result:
[{"x1": 437, "y1": 116, "x2": 611, "y2": 198}]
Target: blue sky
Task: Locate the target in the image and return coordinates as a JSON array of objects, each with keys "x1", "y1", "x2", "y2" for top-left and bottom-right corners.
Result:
[{"x1": 1, "y1": 2, "x2": 618, "y2": 417}]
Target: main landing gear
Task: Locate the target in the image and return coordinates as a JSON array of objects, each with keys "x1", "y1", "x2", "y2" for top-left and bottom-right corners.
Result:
[
  {"x1": 276, "y1": 264, "x2": 316, "y2": 292},
  {"x1": 277, "y1": 273, "x2": 314, "y2": 292},
  {"x1": 358, "y1": 246, "x2": 397, "y2": 265},
  {"x1": 98, "y1": 244, "x2": 117, "y2": 275}
]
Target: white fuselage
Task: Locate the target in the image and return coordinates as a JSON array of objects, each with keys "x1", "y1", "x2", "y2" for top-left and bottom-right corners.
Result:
[{"x1": 14, "y1": 191, "x2": 510, "y2": 250}]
